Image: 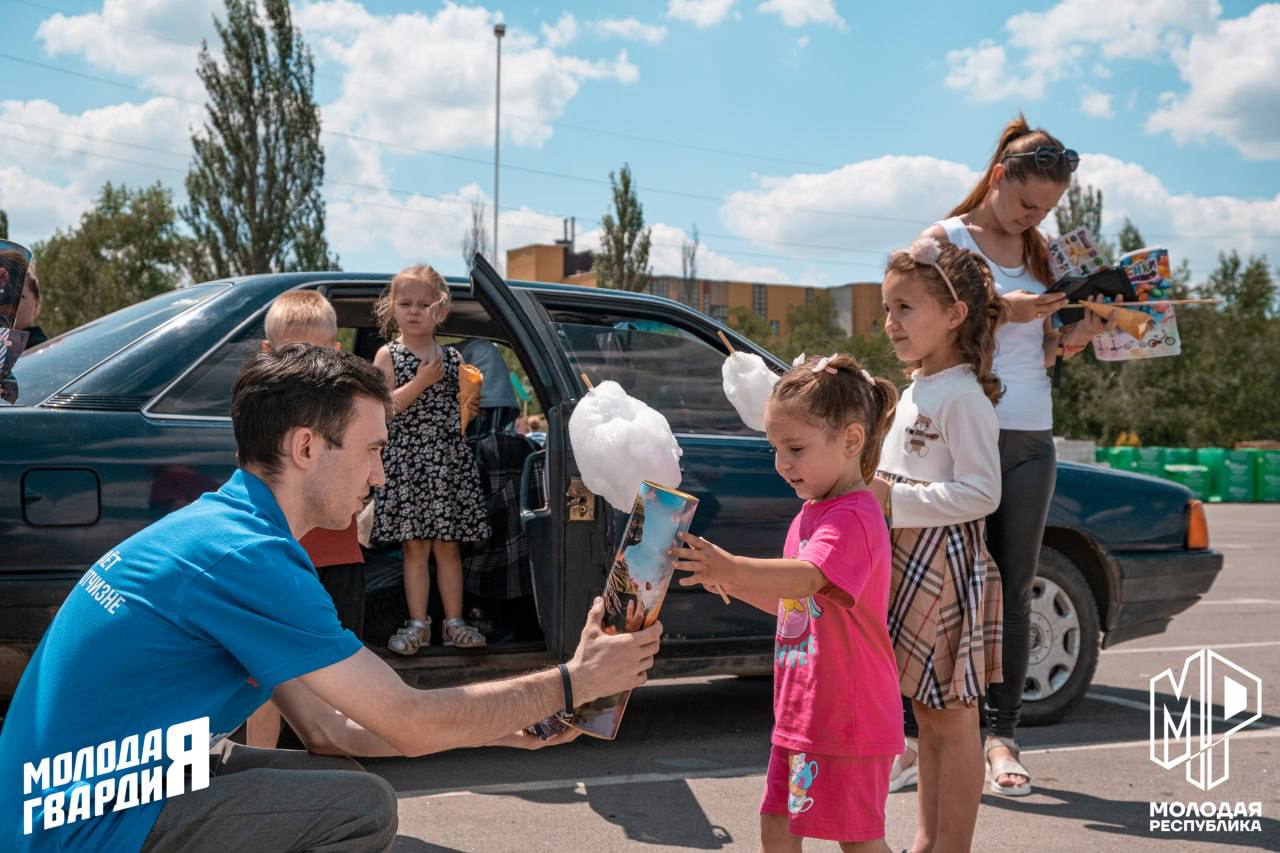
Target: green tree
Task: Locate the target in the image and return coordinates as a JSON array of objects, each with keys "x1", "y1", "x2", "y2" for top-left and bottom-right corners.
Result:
[
  {"x1": 594, "y1": 164, "x2": 651, "y2": 292},
  {"x1": 1117, "y1": 218, "x2": 1144, "y2": 254},
  {"x1": 726, "y1": 305, "x2": 773, "y2": 349},
  {"x1": 1054, "y1": 177, "x2": 1115, "y2": 263},
  {"x1": 778, "y1": 291, "x2": 846, "y2": 362},
  {"x1": 183, "y1": 0, "x2": 337, "y2": 279},
  {"x1": 0, "y1": 209, "x2": 8, "y2": 240},
  {"x1": 33, "y1": 183, "x2": 189, "y2": 336}
]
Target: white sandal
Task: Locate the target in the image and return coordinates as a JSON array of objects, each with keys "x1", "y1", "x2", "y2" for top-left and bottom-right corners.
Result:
[
  {"x1": 442, "y1": 617, "x2": 487, "y2": 648},
  {"x1": 889, "y1": 736, "x2": 918, "y2": 793},
  {"x1": 984, "y1": 735, "x2": 1032, "y2": 797},
  {"x1": 388, "y1": 618, "x2": 431, "y2": 655}
]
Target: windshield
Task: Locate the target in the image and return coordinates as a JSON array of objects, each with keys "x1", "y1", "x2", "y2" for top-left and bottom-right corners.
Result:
[{"x1": 7, "y1": 284, "x2": 229, "y2": 406}]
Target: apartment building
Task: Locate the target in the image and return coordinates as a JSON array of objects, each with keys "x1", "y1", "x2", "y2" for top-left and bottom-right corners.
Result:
[{"x1": 505, "y1": 239, "x2": 881, "y2": 338}]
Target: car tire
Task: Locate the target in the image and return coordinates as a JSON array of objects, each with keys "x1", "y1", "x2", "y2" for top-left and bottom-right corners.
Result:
[{"x1": 1018, "y1": 546, "x2": 1101, "y2": 726}]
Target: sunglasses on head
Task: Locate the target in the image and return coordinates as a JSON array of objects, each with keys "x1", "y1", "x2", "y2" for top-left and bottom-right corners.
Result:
[{"x1": 1003, "y1": 146, "x2": 1079, "y2": 173}]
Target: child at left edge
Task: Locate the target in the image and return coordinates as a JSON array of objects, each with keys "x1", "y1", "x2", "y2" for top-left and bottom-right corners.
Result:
[{"x1": 674, "y1": 353, "x2": 903, "y2": 853}]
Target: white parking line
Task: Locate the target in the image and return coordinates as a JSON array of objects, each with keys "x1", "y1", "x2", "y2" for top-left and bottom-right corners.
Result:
[
  {"x1": 1101, "y1": 639, "x2": 1280, "y2": 655},
  {"x1": 1194, "y1": 598, "x2": 1280, "y2": 606},
  {"x1": 1021, "y1": 727, "x2": 1280, "y2": 757}
]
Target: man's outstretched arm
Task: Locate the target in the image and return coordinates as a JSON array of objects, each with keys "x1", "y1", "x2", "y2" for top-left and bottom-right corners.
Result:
[{"x1": 292, "y1": 598, "x2": 660, "y2": 757}]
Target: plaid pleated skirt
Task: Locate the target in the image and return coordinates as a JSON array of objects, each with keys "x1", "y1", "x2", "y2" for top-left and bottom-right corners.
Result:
[{"x1": 886, "y1": 512, "x2": 1004, "y2": 710}]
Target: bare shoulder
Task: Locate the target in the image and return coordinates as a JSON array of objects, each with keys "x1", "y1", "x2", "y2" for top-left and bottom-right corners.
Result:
[{"x1": 921, "y1": 223, "x2": 949, "y2": 244}]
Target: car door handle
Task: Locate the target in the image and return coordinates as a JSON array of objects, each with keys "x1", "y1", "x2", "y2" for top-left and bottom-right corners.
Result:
[{"x1": 519, "y1": 449, "x2": 550, "y2": 525}]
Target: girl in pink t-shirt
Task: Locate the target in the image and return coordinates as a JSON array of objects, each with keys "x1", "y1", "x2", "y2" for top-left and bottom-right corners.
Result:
[{"x1": 676, "y1": 354, "x2": 904, "y2": 852}]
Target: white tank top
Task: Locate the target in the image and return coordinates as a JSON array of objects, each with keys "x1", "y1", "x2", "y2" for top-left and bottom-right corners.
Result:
[{"x1": 936, "y1": 216, "x2": 1052, "y2": 431}]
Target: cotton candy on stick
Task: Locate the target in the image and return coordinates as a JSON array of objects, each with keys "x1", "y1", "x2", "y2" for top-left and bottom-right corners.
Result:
[
  {"x1": 570, "y1": 375, "x2": 730, "y2": 604},
  {"x1": 717, "y1": 331, "x2": 778, "y2": 433},
  {"x1": 569, "y1": 377, "x2": 683, "y2": 513}
]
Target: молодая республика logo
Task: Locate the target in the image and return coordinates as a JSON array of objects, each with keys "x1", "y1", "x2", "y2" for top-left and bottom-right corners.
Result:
[{"x1": 1147, "y1": 647, "x2": 1264, "y2": 833}]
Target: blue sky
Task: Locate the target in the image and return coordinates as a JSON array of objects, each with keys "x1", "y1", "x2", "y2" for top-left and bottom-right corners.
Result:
[{"x1": 2, "y1": 0, "x2": 1278, "y2": 287}]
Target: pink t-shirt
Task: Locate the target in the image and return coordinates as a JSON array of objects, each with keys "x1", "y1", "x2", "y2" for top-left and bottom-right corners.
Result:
[{"x1": 772, "y1": 490, "x2": 904, "y2": 758}]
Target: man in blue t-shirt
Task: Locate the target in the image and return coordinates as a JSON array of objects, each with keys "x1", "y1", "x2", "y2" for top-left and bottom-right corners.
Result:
[{"x1": 1, "y1": 344, "x2": 661, "y2": 852}]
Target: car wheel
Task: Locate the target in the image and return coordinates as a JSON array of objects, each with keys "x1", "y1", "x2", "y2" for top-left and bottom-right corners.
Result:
[{"x1": 1019, "y1": 546, "x2": 1101, "y2": 726}]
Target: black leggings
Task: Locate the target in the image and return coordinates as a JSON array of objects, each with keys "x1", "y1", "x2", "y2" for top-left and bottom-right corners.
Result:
[{"x1": 902, "y1": 429, "x2": 1056, "y2": 741}]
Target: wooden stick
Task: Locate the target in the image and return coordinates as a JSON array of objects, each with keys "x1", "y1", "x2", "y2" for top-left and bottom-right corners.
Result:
[
  {"x1": 580, "y1": 372, "x2": 594, "y2": 391},
  {"x1": 712, "y1": 585, "x2": 731, "y2": 605},
  {"x1": 716, "y1": 330, "x2": 736, "y2": 354},
  {"x1": 1139, "y1": 298, "x2": 1220, "y2": 306}
]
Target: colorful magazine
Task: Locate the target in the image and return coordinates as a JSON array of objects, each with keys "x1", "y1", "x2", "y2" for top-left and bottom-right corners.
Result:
[
  {"x1": 568, "y1": 480, "x2": 699, "y2": 740},
  {"x1": 1091, "y1": 247, "x2": 1181, "y2": 362},
  {"x1": 1048, "y1": 226, "x2": 1106, "y2": 280}
]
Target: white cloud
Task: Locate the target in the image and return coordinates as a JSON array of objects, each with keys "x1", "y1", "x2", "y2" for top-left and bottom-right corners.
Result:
[
  {"x1": 1079, "y1": 86, "x2": 1114, "y2": 118},
  {"x1": 593, "y1": 18, "x2": 669, "y2": 45},
  {"x1": 1076, "y1": 153, "x2": 1280, "y2": 276},
  {"x1": 572, "y1": 223, "x2": 791, "y2": 283},
  {"x1": 297, "y1": 1, "x2": 638, "y2": 153},
  {"x1": 720, "y1": 153, "x2": 1280, "y2": 285},
  {"x1": 325, "y1": 182, "x2": 566, "y2": 275},
  {"x1": 1145, "y1": 3, "x2": 1280, "y2": 160},
  {"x1": 757, "y1": 0, "x2": 847, "y2": 30},
  {"x1": 541, "y1": 12, "x2": 579, "y2": 49},
  {"x1": 667, "y1": 0, "x2": 737, "y2": 28},
  {"x1": 944, "y1": 0, "x2": 1220, "y2": 101},
  {"x1": 944, "y1": 40, "x2": 1045, "y2": 102},
  {"x1": 0, "y1": 167, "x2": 92, "y2": 247},
  {"x1": 797, "y1": 35, "x2": 810, "y2": 48},
  {"x1": 36, "y1": 0, "x2": 221, "y2": 99},
  {"x1": 0, "y1": 96, "x2": 199, "y2": 246}
]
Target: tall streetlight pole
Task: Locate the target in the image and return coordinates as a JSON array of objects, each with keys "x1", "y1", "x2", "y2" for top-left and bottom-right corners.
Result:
[{"x1": 493, "y1": 22, "x2": 505, "y2": 272}]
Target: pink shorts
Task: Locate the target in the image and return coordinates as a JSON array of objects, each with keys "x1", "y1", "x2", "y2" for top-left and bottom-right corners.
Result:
[{"x1": 760, "y1": 745, "x2": 893, "y2": 842}]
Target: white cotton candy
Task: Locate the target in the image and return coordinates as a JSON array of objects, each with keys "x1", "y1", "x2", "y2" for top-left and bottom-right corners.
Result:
[
  {"x1": 722, "y1": 351, "x2": 779, "y2": 432},
  {"x1": 569, "y1": 380, "x2": 684, "y2": 512}
]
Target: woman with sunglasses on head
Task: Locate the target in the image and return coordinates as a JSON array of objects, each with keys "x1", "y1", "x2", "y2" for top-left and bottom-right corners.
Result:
[{"x1": 886, "y1": 115, "x2": 1111, "y2": 801}]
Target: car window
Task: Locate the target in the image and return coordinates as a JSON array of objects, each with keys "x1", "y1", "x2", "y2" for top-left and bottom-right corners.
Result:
[
  {"x1": 551, "y1": 318, "x2": 753, "y2": 436},
  {"x1": 8, "y1": 284, "x2": 228, "y2": 406},
  {"x1": 149, "y1": 312, "x2": 267, "y2": 418}
]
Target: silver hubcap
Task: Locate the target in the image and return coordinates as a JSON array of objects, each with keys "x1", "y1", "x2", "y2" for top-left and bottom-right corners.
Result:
[{"x1": 1023, "y1": 576, "x2": 1081, "y2": 701}]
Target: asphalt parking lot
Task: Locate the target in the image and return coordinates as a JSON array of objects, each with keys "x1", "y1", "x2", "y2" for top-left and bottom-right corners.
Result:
[{"x1": 371, "y1": 504, "x2": 1280, "y2": 852}]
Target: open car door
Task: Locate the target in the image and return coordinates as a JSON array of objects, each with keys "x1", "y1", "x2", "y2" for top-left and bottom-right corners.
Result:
[{"x1": 468, "y1": 255, "x2": 606, "y2": 659}]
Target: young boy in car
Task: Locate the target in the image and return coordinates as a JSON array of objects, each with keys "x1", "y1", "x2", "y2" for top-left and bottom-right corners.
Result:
[{"x1": 245, "y1": 291, "x2": 369, "y2": 748}]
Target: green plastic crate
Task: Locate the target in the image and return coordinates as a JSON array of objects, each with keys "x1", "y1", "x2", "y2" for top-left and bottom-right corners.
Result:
[
  {"x1": 1194, "y1": 448, "x2": 1226, "y2": 500},
  {"x1": 1221, "y1": 450, "x2": 1258, "y2": 502},
  {"x1": 1258, "y1": 451, "x2": 1280, "y2": 503},
  {"x1": 1095, "y1": 446, "x2": 1107, "y2": 464},
  {"x1": 1136, "y1": 446, "x2": 1166, "y2": 476},
  {"x1": 1107, "y1": 447, "x2": 1138, "y2": 471},
  {"x1": 1165, "y1": 447, "x2": 1195, "y2": 466},
  {"x1": 1163, "y1": 464, "x2": 1213, "y2": 501}
]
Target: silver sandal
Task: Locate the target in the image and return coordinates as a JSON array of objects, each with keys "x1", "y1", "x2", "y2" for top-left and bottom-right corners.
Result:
[
  {"x1": 388, "y1": 618, "x2": 431, "y2": 655},
  {"x1": 985, "y1": 735, "x2": 1032, "y2": 796},
  {"x1": 442, "y1": 617, "x2": 487, "y2": 648},
  {"x1": 889, "y1": 736, "x2": 918, "y2": 793}
]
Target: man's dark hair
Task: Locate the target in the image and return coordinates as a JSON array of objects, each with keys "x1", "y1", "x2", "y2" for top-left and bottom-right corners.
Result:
[{"x1": 231, "y1": 343, "x2": 391, "y2": 479}]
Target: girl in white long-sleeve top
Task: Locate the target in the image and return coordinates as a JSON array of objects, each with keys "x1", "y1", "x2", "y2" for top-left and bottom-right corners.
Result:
[{"x1": 871, "y1": 236, "x2": 1006, "y2": 853}]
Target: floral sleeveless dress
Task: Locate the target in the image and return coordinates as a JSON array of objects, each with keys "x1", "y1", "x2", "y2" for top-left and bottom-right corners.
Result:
[{"x1": 371, "y1": 341, "x2": 490, "y2": 544}]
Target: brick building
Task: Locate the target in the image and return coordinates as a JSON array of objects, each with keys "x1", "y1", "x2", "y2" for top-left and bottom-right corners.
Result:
[{"x1": 505, "y1": 238, "x2": 881, "y2": 338}]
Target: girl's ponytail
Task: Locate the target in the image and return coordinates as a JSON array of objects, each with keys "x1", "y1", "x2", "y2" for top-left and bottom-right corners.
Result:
[{"x1": 861, "y1": 376, "x2": 899, "y2": 484}]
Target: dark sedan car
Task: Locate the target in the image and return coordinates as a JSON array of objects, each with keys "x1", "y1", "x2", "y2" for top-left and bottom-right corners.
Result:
[{"x1": 2, "y1": 259, "x2": 1224, "y2": 724}]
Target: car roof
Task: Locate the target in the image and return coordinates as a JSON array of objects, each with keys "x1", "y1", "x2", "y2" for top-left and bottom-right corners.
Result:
[{"x1": 216, "y1": 271, "x2": 701, "y2": 314}]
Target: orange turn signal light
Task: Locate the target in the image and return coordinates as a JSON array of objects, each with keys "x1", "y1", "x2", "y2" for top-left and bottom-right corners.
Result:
[{"x1": 1186, "y1": 499, "x2": 1210, "y2": 550}]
